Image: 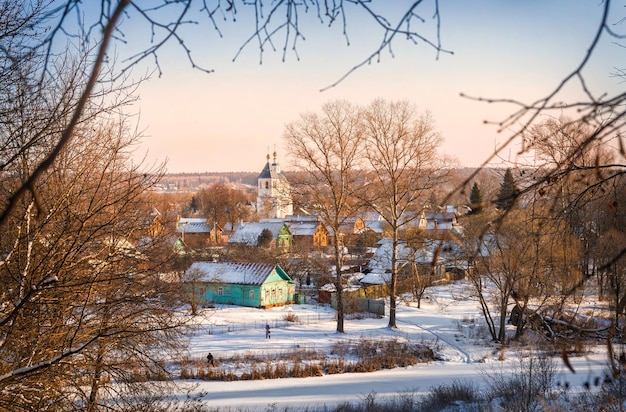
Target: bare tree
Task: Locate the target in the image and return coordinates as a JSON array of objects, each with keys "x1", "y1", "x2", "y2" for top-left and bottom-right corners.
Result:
[
  {"x1": 284, "y1": 100, "x2": 365, "y2": 333},
  {"x1": 3, "y1": 0, "x2": 624, "y2": 386},
  {"x1": 452, "y1": 0, "x2": 626, "y2": 285},
  {"x1": 0, "y1": 1, "x2": 449, "y2": 231},
  {"x1": 596, "y1": 228, "x2": 626, "y2": 327},
  {"x1": 360, "y1": 99, "x2": 446, "y2": 328},
  {"x1": 0, "y1": 116, "x2": 186, "y2": 410},
  {"x1": 469, "y1": 207, "x2": 581, "y2": 343},
  {"x1": 195, "y1": 182, "x2": 253, "y2": 236},
  {"x1": 527, "y1": 117, "x2": 617, "y2": 276}
]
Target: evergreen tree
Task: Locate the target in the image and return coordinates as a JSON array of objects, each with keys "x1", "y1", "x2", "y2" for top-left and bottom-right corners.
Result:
[
  {"x1": 495, "y1": 168, "x2": 519, "y2": 211},
  {"x1": 469, "y1": 182, "x2": 483, "y2": 214},
  {"x1": 189, "y1": 195, "x2": 198, "y2": 213},
  {"x1": 257, "y1": 228, "x2": 274, "y2": 248},
  {"x1": 428, "y1": 191, "x2": 439, "y2": 209}
]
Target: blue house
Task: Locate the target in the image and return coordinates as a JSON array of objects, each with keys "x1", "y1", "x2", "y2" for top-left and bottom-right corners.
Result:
[{"x1": 183, "y1": 261, "x2": 295, "y2": 308}]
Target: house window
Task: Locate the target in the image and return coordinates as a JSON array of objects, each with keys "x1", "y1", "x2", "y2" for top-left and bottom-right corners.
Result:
[
  {"x1": 249, "y1": 290, "x2": 254, "y2": 299},
  {"x1": 271, "y1": 288, "x2": 276, "y2": 300},
  {"x1": 265, "y1": 289, "x2": 269, "y2": 302},
  {"x1": 217, "y1": 287, "x2": 224, "y2": 296},
  {"x1": 278, "y1": 288, "x2": 283, "y2": 298}
]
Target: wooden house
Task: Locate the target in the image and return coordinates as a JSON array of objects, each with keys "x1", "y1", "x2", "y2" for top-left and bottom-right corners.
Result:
[
  {"x1": 283, "y1": 216, "x2": 328, "y2": 248},
  {"x1": 339, "y1": 216, "x2": 366, "y2": 234},
  {"x1": 183, "y1": 261, "x2": 295, "y2": 308},
  {"x1": 177, "y1": 217, "x2": 223, "y2": 248},
  {"x1": 148, "y1": 208, "x2": 164, "y2": 238},
  {"x1": 420, "y1": 211, "x2": 458, "y2": 232}
]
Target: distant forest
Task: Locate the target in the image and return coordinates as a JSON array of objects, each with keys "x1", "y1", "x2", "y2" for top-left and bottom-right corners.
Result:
[
  {"x1": 160, "y1": 172, "x2": 260, "y2": 191},
  {"x1": 161, "y1": 168, "x2": 492, "y2": 195}
]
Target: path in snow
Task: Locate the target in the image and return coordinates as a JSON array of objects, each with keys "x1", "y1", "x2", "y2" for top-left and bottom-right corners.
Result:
[{"x1": 397, "y1": 317, "x2": 473, "y2": 363}]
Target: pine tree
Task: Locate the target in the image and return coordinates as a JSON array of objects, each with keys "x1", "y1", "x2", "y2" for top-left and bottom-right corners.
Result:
[
  {"x1": 257, "y1": 228, "x2": 274, "y2": 248},
  {"x1": 189, "y1": 195, "x2": 198, "y2": 213},
  {"x1": 495, "y1": 168, "x2": 519, "y2": 211},
  {"x1": 469, "y1": 182, "x2": 483, "y2": 214}
]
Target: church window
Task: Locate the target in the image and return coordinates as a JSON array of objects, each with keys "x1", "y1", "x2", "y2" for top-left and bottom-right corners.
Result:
[{"x1": 265, "y1": 182, "x2": 269, "y2": 189}]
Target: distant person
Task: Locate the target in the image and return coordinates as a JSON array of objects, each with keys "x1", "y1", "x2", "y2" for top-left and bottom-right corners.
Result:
[
  {"x1": 265, "y1": 323, "x2": 271, "y2": 339},
  {"x1": 207, "y1": 352, "x2": 214, "y2": 366}
]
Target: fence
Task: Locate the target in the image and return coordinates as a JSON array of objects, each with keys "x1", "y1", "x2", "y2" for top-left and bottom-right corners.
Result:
[{"x1": 198, "y1": 311, "x2": 336, "y2": 335}]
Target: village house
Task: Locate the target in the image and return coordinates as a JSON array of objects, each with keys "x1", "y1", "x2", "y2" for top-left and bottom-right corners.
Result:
[
  {"x1": 148, "y1": 207, "x2": 164, "y2": 238},
  {"x1": 183, "y1": 261, "x2": 295, "y2": 308},
  {"x1": 339, "y1": 216, "x2": 367, "y2": 235},
  {"x1": 359, "y1": 211, "x2": 387, "y2": 235},
  {"x1": 228, "y1": 221, "x2": 292, "y2": 249},
  {"x1": 176, "y1": 217, "x2": 223, "y2": 248},
  {"x1": 328, "y1": 216, "x2": 369, "y2": 248},
  {"x1": 367, "y1": 238, "x2": 449, "y2": 281},
  {"x1": 262, "y1": 215, "x2": 329, "y2": 249},
  {"x1": 418, "y1": 205, "x2": 464, "y2": 234}
]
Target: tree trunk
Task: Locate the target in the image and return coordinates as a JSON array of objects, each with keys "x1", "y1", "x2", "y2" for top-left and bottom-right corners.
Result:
[
  {"x1": 86, "y1": 341, "x2": 105, "y2": 412},
  {"x1": 497, "y1": 295, "x2": 509, "y2": 343},
  {"x1": 388, "y1": 230, "x2": 399, "y2": 328},
  {"x1": 513, "y1": 297, "x2": 529, "y2": 340},
  {"x1": 334, "y1": 239, "x2": 345, "y2": 333}
]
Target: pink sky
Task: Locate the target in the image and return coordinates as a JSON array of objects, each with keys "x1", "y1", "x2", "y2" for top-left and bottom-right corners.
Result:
[{"x1": 122, "y1": 1, "x2": 619, "y2": 173}]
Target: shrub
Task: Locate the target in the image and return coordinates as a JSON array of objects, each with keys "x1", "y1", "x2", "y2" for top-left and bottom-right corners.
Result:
[
  {"x1": 283, "y1": 312, "x2": 299, "y2": 322},
  {"x1": 418, "y1": 380, "x2": 480, "y2": 411},
  {"x1": 482, "y1": 353, "x2": 557, "y2": 412}
]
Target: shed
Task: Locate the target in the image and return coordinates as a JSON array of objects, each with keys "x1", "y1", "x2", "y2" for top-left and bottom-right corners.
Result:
[{"x1": 183, "y1": 261, "x2": 295, "y2": 308}]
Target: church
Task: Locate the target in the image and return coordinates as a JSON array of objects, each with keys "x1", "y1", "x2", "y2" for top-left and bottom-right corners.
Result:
[{"x1": 256, "y1": 151, "x2": 293, "y2": 219}]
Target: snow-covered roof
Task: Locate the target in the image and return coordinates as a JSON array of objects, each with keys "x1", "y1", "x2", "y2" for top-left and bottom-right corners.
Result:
[
  {"x1": 259, "y1": 216, "x2": 324, "y2": 237},
  {"x1": 368, "y1": 238, "x2": 415, "y2": 272},
  {"x1": 177, "y1": 218, "x2": 215, "y2": 234},
  {"x1": 360, "y1": 212, "x2": 386, "y2": 233},
  {"x1": 228, "y1": 221, "x2": 289, "y2": 245},
  {"x1": 287, "y1": 221, "x2": 322, "y2": 236},
  {"x1": 183, "y1": 261, "x2": 287, "y2": 285},
  {"x1": 368, "y1": 238, "x2": 465, "y2": 272},
  {"x1": 284, "y1": 214, "x2": 320, "y2": 222},
  {"x1": 360, "y1": 272, "x2": 391, "y2": 285},
  {"x1": 423, "y1": 221, "x2": 455, "y2": 231}
]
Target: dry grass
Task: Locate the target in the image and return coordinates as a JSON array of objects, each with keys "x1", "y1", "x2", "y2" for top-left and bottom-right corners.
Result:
[{"x1": 177, "y1": 338, "x2": 437, "y2": 381}]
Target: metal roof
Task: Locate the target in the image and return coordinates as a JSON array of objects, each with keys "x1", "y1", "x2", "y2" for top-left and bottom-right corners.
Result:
[
  {"x1": 183, "y1": 261, "x2": 281, "y2": 285},
  {"x1": 228, "y1": 221, "x2": 290, "y2": 245},
  {"x1": 177, "y1": 218, "x2": 215, "y2": 234}
]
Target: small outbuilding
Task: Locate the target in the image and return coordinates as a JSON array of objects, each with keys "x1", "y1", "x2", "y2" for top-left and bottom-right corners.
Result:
[{"x1": 183, "y1": 261, "x2": 295, "y2": 308}]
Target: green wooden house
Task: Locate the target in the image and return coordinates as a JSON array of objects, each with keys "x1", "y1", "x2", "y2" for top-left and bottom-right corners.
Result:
[{"x1": 183, "y1": 261, "x2": 295, "y2": 308}]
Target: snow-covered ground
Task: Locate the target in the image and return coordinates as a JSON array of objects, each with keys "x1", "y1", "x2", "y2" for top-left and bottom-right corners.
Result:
[{"x1": 176, "y1": 280, "x2": 611, "y2": 411}]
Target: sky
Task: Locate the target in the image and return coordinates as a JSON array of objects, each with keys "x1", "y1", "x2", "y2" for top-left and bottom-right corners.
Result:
[
  {"x1": 173, "y1": 279, "x2": 609, "y2": 410},
  {"x1": 111, "y1": 1, "x2": 623, "y2": 173}
]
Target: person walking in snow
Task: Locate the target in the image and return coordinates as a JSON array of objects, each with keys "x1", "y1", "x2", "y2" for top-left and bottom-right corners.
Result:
[
  {"x1": 265, "y1": 323, "x2": 271, "y2": 339},
  {"x1": 207, "y1": 352, "x2": 214, "y2": 366}
]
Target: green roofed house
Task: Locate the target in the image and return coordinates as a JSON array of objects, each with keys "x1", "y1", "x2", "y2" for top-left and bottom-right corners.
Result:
[{"x1": 183, "y1": 261, "x2": 295, "y2": 308}]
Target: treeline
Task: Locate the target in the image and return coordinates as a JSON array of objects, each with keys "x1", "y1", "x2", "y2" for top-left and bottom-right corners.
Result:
[{"x1": 162, "y1": 172, "x2": 259, "y2": 189}]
